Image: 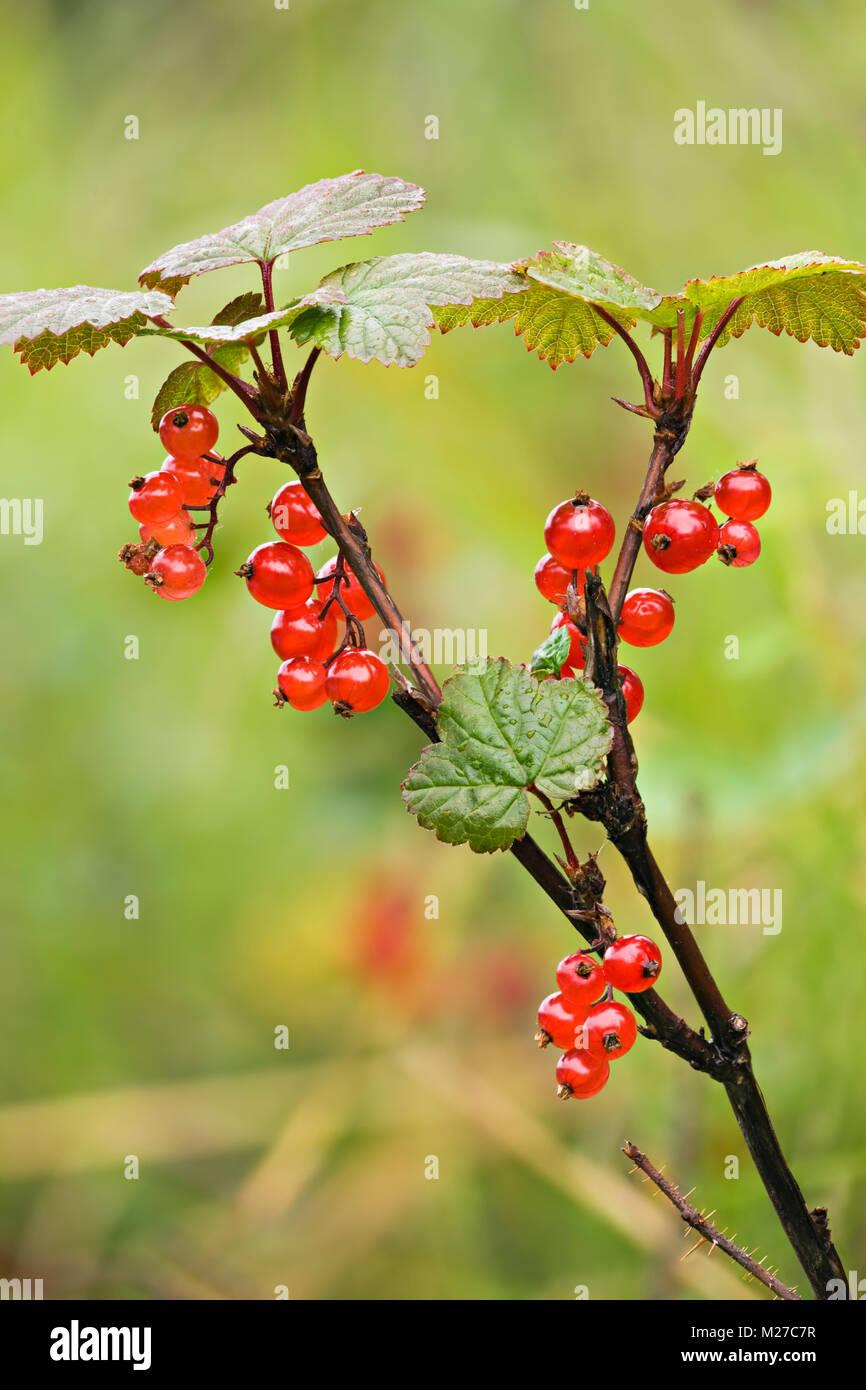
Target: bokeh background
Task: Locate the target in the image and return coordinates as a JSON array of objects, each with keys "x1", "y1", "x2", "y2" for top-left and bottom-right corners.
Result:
[{"x1": 1, "y1": 0, "x2": 864, "y2": 1301}]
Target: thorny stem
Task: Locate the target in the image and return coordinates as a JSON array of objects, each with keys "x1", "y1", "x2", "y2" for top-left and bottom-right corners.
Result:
[
  {"x1": 623, "y1": 1143, "x2": 801, "y2": 1301},
  {"x1": 260, "y1": 260, "x2": 287, "y2": 390}
]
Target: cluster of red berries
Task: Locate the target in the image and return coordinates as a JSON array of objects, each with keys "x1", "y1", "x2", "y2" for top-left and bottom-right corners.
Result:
[
  {"x1": 121, "y1": 404, "x2": 220, "y2": 599},
  {"x1": 536, "y1": 935, "x2": 663, "y2": 1099},
  {"x1": 119, "y1": 402, "x2": 391, "y2": 716},
  {"x1": 246, "y1": 482, "x2": 391, "y2": 716},
  {"x1": 643, "y1": 462, "x2": 771, "y2": 573},
  {"x1": 533, "y1": 463, "x2": 772, "y2": 713}
]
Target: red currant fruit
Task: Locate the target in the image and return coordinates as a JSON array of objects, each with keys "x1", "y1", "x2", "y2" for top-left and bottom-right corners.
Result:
[
  {"x1": 718, "y1": 519, "x2": 761, "y2": 568},
  {"x1": 316, "y1": 556, "x2": 385, "y2": 621},
  {"x1": 714, "y1": 464, "x2": 771, "y2": 521},
  {"x1": 582, "y1": 1000, "x2": 638, "y2": 1061},
  {"x1": 138, "y1": 514, "x2": 197, "y2": 547},
  {"x1": 536, "y1": 992, "x2": 588, "y2": 1049},
  {"x1": 161, "y1": 455, "x2": 220, "y2": 507},
  {"x1": 270, "y1": 481, "x2": 328, "y2": 547},
  {"x1": 556, "y1": 1048, "x2": 610, "y2": 1099},
  {"x1": 325, "y1": 647, "x2": 390, "y2": 713},
  {"x1": 277, "y1": 656, "x2": 328, "y2": 711},
  {"x1": 158, "y1": 404, "x2": 219, "y2": 459},
  {"x1": 270, "y1": 600, "x2": 338, "y2": 661},
  {"x1": 534, "y1": 553, "x2": 583, "y2": 605},
  {"x1": 128, "y1": 471, "x2": 183, "y2": 525},
  {"x1": 146, "y1": 544, "x2": 207, "y2": 600},
  {"x1": 619, "y1": 664, "x2": 644, "y2": 723},
  {"x1": 602, "y1": 934, "x2": 662, "y2": 993},
  {"x1": 550, "y1": 612, "x2": 587, "y2": 668},
  {"x1": 618, "y1": 588, "x2": 675, "y2": 647},
  {"x1": 544, "y1": 495, "x2": 615, "y2": 570},
  {"x1": 555, "y1": 951, "x2": 605, "y2": 1006},
  {"x1": 241, "y1": 542, "x2": 315, "y2": 610},
  {"x1": 642, "y1": 500, "x2": 719, "y2": 574}
]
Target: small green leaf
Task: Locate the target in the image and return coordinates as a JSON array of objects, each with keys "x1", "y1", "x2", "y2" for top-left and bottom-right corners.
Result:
[
  {"x1": 683, "y1": 253, "x2": 866, "y2": 354},
  {"x1": 289, "y1": 253, "x2": 526, "y2": 367},
  {"x1": 148, "y1": 293, "x2": 269, "y2": 429},
  {"x1": 210, "y1": 292, "x2": 265, "y2": 327},
  {"x1": 530, "y1": 626, "x2": 571, "y2": 676},
  {"x1": 402, "y1": 658, "x2": 611, "y2": 853},
  {"x1": 0, "y1": 285, "x2": 175, "y2": 373},
  {"x1": 139, "y1": 171, "x2": 426, "y2": 291},
  {"x1": 143, "y1": 286, "x2": 347, "y2": 346},
  {"x1": 524, "y1": 242, "x2": 663, "y2": 316},
  {"x1": 150, "y1": 344, "x2": 248, "y2": 431}
]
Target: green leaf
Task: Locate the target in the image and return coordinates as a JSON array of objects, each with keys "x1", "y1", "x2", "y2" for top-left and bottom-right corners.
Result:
[
  {"x1": 0, "y1": 285, "x2": 175, "y2": 373},
  {"x1": 433, "y1": 248, "x2": 642, "y2": 366},
  {"x1": 683, "y1": 253, "x2": 866, "y2": 354},
  {"x1": 530, "y1": 626, "x2": 571, "y2": 677},
  {"x1": 402, "y1": 658, "x2": 611, "y2": 854},
  {"x1": 139, "y1": 171, "x2": 425, "y2": 291},
  {"x1": 148, "y1": 292, "x2": 267, "y2": 429},
  {"x1": 150, "y1": 345, "x2": 248, "y2": 431},
  {"x1": 143, "y1": 286, "x2": 347, "y2": 346},
  {"x1": 211, "y1": 292, "x2": 265, "y2": 327},
  {"x1": 524, "y1": 242, "x2": 663, "y2": 316},
  {"x1": 289, "y1": 253, "x2": 527, "y2": 367}
]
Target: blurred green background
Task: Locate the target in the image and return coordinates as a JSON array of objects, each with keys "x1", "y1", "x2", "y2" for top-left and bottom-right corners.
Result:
[{"x1": 1, "y1": 0, "x2": 864, "y2": 1301}]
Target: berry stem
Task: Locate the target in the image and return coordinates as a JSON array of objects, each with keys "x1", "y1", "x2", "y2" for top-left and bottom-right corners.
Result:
[
  {"x1": 146, "y1": 315, "x2": 259, "y2": 410},
  {"x1": 259, "y1": 259, "x2": 287, "y2": 391},
  {"x1": 690, "y1": 296, "x2": 745, "y2": 391},
  {"x1": 589, "y1": 303, "x2": 658, "y2": 416},
  {"x1": 607, "y1": 417, "x2": 692, "y2": 624},
  {"x1": 529, "y1": 785, "x2": 581, "y2": 877},
  {"x1": 193, "y1": 442, "x2": 257, "y2": 565},
  {"x1": 622, "y1": 1143, "x2": 801, "y2": 1300},
  {"x1": 290, "y1": 347, "x2": 322, "y2": 424}
]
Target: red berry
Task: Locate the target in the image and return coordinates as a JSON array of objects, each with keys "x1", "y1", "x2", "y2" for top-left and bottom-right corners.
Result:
[
  {"x1": 556, "y1": 1048, "x2": 609, "y2": 1099},
  {"x1": 619, "y1": 665, "x2": 644, "y2": 723},
  {"x1": 536, "y1": 992, "x2": 589, "y2": 1049},
  {"x1": 602, "y1": 934, "x2": 662, "y2": 993},
  {"x1": 277, "y1": 656, "x2": 328, "y2": 711},
  {"x1": 242, "y1": 541, "x2": 314, "y2": 610},
  {"x1": 642, "y1": 500, "x2": 719, "y2": 574},
  {"x1": 544, "y1": 496, "x2": 615, "y2": 570},
  {"x1": 270, "y1": 600, "x2": 338, "y2": 661},
  {"x1": 316, "y1": 556, "x2": 385, "y2": 621},
  {"x1": 325, "y1": 647, "x2": 390, "y2": 713},
  {"x1": 534, "y1": 553, "x2": 584, "y2": 605},
  {"x1": 128, "y1": 471, "x2": 183, "y2": 525},
  {"x1": 158, "y1": 404, "x2": 219, "y2": 459},
  {"x1": 146, "y1": 544, "x2": 207, "y2": 600},
  {"x1": 582, "y1": 1001, "x2": 638, "y2": 1061},
  {"x1": 139, "y1": 514, "x2": 197, "y2": 547},
  {"x1": 270, "y1": 481, "x2": 328, "y2": 547},
  {"x1": 161, "y1": 455, "x2": 221, "y2": 507},
  {"x1": 718, "y1": 519, "x2": 761, "y2": 568},
  {"x1": 555, "y1": 952, "x2": 604, "y2": 1006},
  {"x1": 714, "y1": 465, "x2": 771, "y2": 522},
  {"x1": 550, "y1": 612, "x2": 587, "y2": 668},
  {"x1": 618, "y1": 588, "x2": 675, "y2": 647}
]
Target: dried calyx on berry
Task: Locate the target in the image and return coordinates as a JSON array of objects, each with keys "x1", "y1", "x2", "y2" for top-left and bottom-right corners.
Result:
[{"x1": 119, "y1": 538, "x2": 161, "y2": 576}]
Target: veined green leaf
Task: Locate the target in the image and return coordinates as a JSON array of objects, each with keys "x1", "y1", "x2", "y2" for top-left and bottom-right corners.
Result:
[{"x1": 402, "y1": 658, "x2": 611, "y2": 854}]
